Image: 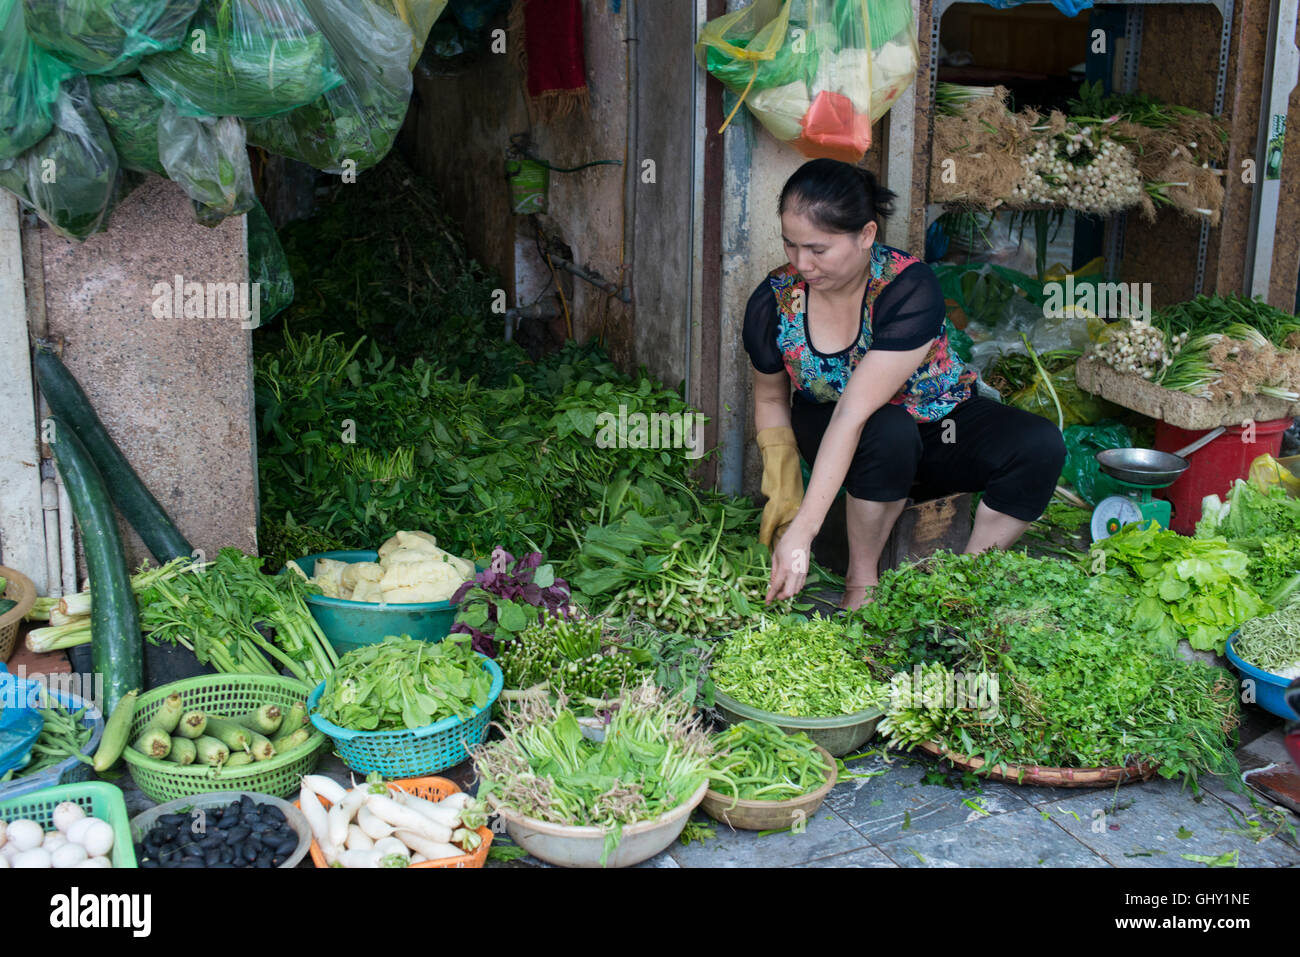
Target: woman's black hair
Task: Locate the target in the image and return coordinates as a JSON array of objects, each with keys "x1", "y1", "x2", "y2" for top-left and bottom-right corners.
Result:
[{"x1": 778, "y1": 159, "x2": 896, "y2": 233}]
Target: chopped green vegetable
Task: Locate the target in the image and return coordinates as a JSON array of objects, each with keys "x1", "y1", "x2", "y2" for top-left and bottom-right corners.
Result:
[{"x1": 712, "y1": 615, "x2": 891, "y2": 719}]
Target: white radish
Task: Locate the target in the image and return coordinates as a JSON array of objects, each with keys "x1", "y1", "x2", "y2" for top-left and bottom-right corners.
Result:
[
  {"x1": 301, "y1": 775, "x2": 347, "y2": 805},
  {"x1": 392, "y1": 791, "x2": 461, "y2": 829},
  {"x1": 356, "y1": 805, "x2": 393, "y2": 841},
  {"x1": 365, "y1": 794, "x2": 452, "y2": 843},
  {"x1": 52, "y1": 802, "x2": 86, "y2": 834},
  {"x1": 77, "y1": 819, "x2": 114, "y2": 859},
  {"x1": 328, "y1": 786, "x2": 370, "y2": 847},
  {"x1": 297, "y1": 779, "x2": 337, "y2": 862},
  {"x1": 346, "y1": 825, "x2": 373, "y2": 851},
  {"x1": 51, "y1": 843, "x2": 88, "y2": 868},
  {"x1": 372, "y1": 836, "x2": 410, "y2": 859},
  {"x1": 394, "y1": 829, "x2": 463, "y2": 861},
  {"x1": 13, "y1": 847, "x2": 52, "y2": 868},
  {"x1": 438, "y1": 792, "x2": 471, "y2": 811},
  {"x1": 335, "y1": 848, "x2": 382, "y2": 869},
  {"x1": 7, "y1": 820, "x2": 43, "y2": 852}
]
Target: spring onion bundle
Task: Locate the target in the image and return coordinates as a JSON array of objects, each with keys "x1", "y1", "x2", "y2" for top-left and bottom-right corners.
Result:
[{"x1": 475, "y1": 681, "x2": 712, "y2": 865}]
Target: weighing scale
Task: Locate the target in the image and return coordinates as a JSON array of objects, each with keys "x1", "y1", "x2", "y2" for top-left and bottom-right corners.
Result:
[{"x1": 1089, "y1": 428, "x2": 1225, "y2": 542}]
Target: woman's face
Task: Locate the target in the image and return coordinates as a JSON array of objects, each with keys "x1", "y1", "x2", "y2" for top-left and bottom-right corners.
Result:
[{"x1": 781, "y1": 208, "x2": 876, "y2": 294}]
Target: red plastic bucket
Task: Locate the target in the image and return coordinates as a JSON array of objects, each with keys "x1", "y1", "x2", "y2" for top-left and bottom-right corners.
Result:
[{"x1": 1155, "y1": 417, "x2": 1292, "y2": 533}]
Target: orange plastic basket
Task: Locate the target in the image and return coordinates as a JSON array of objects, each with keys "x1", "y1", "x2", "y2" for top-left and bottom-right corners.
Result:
[{"x1": 298, "y1": 775, "x2": 492, "y2": 869}]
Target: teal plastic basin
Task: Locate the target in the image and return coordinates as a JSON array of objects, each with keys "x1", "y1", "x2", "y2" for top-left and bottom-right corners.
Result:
[{"x1": 286, "y1": 550, "x2": 461, "y2": 658}]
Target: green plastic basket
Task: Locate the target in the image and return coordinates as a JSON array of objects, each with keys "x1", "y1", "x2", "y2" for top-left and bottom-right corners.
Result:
[
  {"x1": 712, "y1": 689, "x2": 882, "y2": 757},
  {"x1": 122, "y1": 674, "x2": 326, "y2": 803},
  {"x1": 0, "y1": 780, "x2": 137, "y2": 868}
]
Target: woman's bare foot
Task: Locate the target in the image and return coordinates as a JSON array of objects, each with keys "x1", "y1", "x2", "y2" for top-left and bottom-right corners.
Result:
[{"x1": 837, "y1": 581, "x2": 875, "y2": 611}]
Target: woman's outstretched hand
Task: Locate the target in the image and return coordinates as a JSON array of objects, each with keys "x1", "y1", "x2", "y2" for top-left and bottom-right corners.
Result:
[{"x1": 766, "y1": 528, "x2": 812, "y2": 603}]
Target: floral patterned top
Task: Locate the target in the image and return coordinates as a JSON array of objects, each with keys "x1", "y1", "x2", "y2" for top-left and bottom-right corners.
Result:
[{"x1": 742, "y1": 243, "x2": 976, "y2": 422}]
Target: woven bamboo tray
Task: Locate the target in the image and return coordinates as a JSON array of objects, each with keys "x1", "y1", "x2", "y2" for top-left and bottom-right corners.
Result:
[
  {"x1": 917, "y1": 741, "x2": 1159, "y2": 788},
  {"x1": 0, "y1": 566, "x2": 37, "y2": 663}
]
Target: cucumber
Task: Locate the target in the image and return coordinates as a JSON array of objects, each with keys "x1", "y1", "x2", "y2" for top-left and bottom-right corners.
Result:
[
  {"x1": 47, "y1": 416, "x2": 142, "y2": 716},
  {"x1": 92, "y1": 688, "x2": 139, "y2": 772},
  {"x1": 34, "y1": 345, "x2": 192, "y2": 563}
]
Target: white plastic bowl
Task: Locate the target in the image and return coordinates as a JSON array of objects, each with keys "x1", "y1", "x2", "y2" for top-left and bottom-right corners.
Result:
[
  {"x1": 490, "y1": 779, "x2": 709, "y2": 868},
  {"x1": 129, "y1": 791, "x2": 312, "y2": 869}
]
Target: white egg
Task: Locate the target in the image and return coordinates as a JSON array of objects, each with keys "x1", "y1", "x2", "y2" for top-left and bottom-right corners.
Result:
[
  {"x1": 6, "y1": 820, "x2": 43, "y2": 852},
  {"x1": 12, "y1": 847, "x2": 52, "y2": 868},
  {"x1": 65, "y1": 817, "x2": 95, "y2": 847},
  {"x1": 42, "y1": 832, "x2": 68, "y2": 851},
  {"x1": 50, "y1": 843, "x2": 87, "y2": 868},
  {"x1": 78, "y1": 819, "x2": 115, "y2": 859},
  {"x1": 52, "y1": 802, "x2": 86, "y2": 834}
]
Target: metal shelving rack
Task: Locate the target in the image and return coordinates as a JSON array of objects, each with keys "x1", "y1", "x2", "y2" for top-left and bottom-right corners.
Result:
[{"x1": 916, "y1": 0, "x2": 1235, "y2": 290}]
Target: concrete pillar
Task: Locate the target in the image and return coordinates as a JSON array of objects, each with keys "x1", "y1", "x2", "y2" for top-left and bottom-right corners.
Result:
[{"x1": 34, "y1": 176, "x2": 257, "y2": 569}]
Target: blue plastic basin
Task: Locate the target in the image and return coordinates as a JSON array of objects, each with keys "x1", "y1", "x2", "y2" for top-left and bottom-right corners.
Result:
[
  {"x1": 1225, "y1": 632, "x2": 1300, "y2": 721},
  {"x1": 286, "y1": 550, "x2": 462, "y2": 659}
]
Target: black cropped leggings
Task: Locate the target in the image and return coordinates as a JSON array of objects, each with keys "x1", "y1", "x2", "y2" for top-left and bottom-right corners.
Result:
[{"x1": 790, "y1": 396, "x2": 1067, "y2": 523}]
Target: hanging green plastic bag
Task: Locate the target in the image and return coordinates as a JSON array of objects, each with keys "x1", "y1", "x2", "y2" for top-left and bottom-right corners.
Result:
[
  {"x1": 246, "y1": 0, "x2": 413, "y2": 175},
  {"x1": 139, "y1": 0, "x2": 345, "y2": 118},
  {"x1": 157, "y1": 102, "x2": 255, "y2": 224},
  {"x1": 88, "y1": 75, "x2": 165, "y2": 174},
  {"x1": 1060, "y1": 420, "x2": 1133, "y2": 506},
  {"x1": 246, "y1": 200, "x2": 293, "y2": 321},
  {"x1": 0, "y1": 75, "x2": 120, "y2": 240},
  {"x1": 22, "y1": 0, "x2": 201, "y2": 75},
  {"x1": 1, "y1": 0, "x2": 76, "y2": 161}
]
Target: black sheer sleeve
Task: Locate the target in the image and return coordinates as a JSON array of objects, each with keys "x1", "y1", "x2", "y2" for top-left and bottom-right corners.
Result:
[
  {"x1": 870, "y1": 261, "x2": 946, "y2": 352},
  {"x1": 742, "y1": 279, "x2": 785, "y2": 374}
]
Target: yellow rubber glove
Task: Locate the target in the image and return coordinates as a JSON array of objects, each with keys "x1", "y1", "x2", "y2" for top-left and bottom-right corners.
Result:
[{"x1": 757, "y1": 426, "x2": 805, "y2": 549}]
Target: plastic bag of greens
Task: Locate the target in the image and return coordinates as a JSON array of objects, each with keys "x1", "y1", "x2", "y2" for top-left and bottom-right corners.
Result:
[
  {"x1": 157, "y1": 102, "x2": 254, "y2": 224},
  {"x1": 22, "y1": 0, "x2": 201, "y2": 75},
  {"x1": 139, "y1": 0, "x2": 345, "y2": 118},
  {"x1": 0, "y1": 75, "x2": 120, "y2": 240},
  {"x1": 246, "y1": 0, "x2": 412, "y2": 175},
  {"x1": 697, "y1": 0, "x2": 917, "y2": 162},
  {"x1": 88, "y1": 75, "x2": 165, "y2": 174},
  {"x1": 246, "y1": 200, "x2": 293, "y2": 320},
  {"x1": 1, "y1": 0, "x2": 76, "y2": 160},
  {"x1": 1008, "y1": 359, "x2": 1118, "y2": 427},
  {"x1": 373, "y1": 0, "x2": 448, "y2": 68},
  {"x1": 1060, "y1": 420, "x2": 1132, "y2": 506}
]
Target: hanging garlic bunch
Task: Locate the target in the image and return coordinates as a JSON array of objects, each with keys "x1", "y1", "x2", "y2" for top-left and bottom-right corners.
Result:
[
  {"x1": 1013, "y1": 124, "x2": 1144, "y2": 214},
  {"x1": 1094, "y1": 319, "x2": 1187, "y2": 379}
]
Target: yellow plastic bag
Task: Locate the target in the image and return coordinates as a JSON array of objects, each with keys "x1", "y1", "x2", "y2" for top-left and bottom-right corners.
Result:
[
  {"x1": 1249, "y1": 454, "x2": 1300, "y2": 498},
  {"x1": 375, "y1": 0, "x2": 449, "y2": 68},
  {"x1": 696, "y1": 0, "x2": 918, "y2": 163}
]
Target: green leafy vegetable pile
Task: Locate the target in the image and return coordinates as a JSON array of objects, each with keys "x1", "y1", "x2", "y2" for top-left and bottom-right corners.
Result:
[
  {"x1": 568, "y1": 479, "x2": 802, "y2": 638},
  {"x1": 1091, "y1": 524, "x2": 1270, "y2": 654},
  {"x1": 316, "y1": 634, "x2": 492, "y2": 731},
  {"x1": 712, "y1": 615, "x2": 891, "y2": 718},
  {"x1": 474, "y1": 681, "x2": 712, "y2": 865},
  {"x1": 862, "y1": 549, "x2": 1241, "y2": 785},
  {"x1": 254, "y1": 332, "x2": 709, "y2": 571},
  {"x1": 1197, "y1": 478, "x2": 1300, "y2": 600}
]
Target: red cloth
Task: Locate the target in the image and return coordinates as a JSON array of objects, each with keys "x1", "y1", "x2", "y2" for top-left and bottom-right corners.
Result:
[
  {"x1": 795, "y1": 90, "x2": 872, "y2": 162},
  {"x1": 523, "y1": 0, "x2": 587, "y2": 99}
]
